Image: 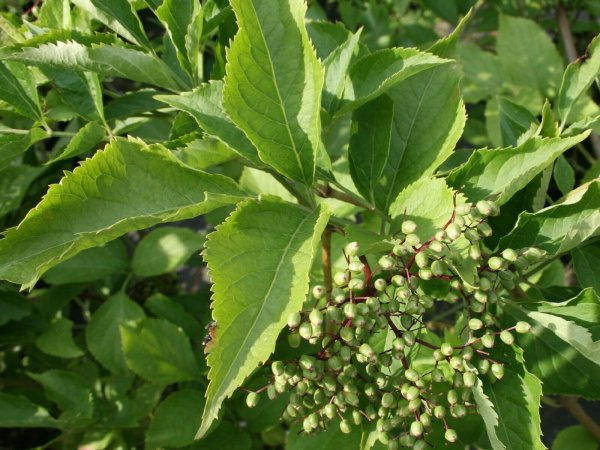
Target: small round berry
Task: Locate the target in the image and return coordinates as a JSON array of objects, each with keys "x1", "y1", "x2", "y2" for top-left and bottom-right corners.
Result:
[
  {"x1": 445, "y1": 429, "x2": 458, "y2": 443},
  {"x1": 298, "y1": 322, "x2": 312, "y2": 340},
  {"x1": 415, "y1": 252, "x2": 428, "y2": 268},
  {"x1": 500, "y1": 330, "x2": 514, "y2": 345},
  {"x1": 348, "y1": 278, "x2": 365, "y2": 291},
  {"x1": 455, "y1": 203, "x2": 471, "y2": 216},
  {"x1": 344, "y1": 242, "x2": 360, "y2": 257},
  {"x1": 468, "y1": 318, "x2": 484, "y2": 331},
  {"x1": 488, "y1": 256, "x2": 504, "y2": 271},
  {"x1": 515, "y1": 321, "x2": 531, "y2": 334},
  {"x1": 378, "y1": 255, "x2": 395, "y2": 270},
  {"x1": 343, "y1": 303, "x2": 357, "y2": 319},
  {"x1": 309, "y1": 308, "x2": 323, "y2": 326},
  {"x1": 418, "y1": 268, "x2": 433, "y2": 280},
  {"x1": 405, "y1": 368, "x2": 419, "y2": 382},
  {"x1": 410, "y1": 420, "x2": 424, "y2": 437},
  {"x1": 502, "y1": 248, "x2": 518, "y2": 262},
  {"x1": 374, "y1": 278, "x2": 387, "y2": 291},
  {"x1": 333, "y1": 271, "x2": 349, "y2": 286},
  {"x1": 402, "y1": 220, "x2": 418, "y2": 234},
  {"x1": 481, "y1": 333, "x2": 495, "y2": 349},
  {"x1": 491, "y1": 363, "x2": 505, "y2": 380},
  {"x1": 288, "y1": 332, "x2": 301, "y2": 348},
  {"x1": 404, "y1": 233, "x2": 421, "y2": 247},
  {"x1": 446, "y1": 223, "x2": 462, "y2": 241},
  {"x1": 312, "y1": 285, "x2": 326, "y2": 299},
  {"x1": 272, "y1": 361, "x2": 285, "y2": 376},
  {"x1": 287, "y1": 312, "x2": 301, "y2": 328},
  {"x1": 434, "y1": 405, "x2": 446, "y2": 419},
  {"x1": 440, "y1": 342, "x2": 454, "y2": 357},
  {"x1": 463, "y1": 372, "x2": 477, "y2": 388},
  {"x1": 348, "y1": 261, "x2": 364, "y2": 273},
  {"x1": 246, "y1": 392, "x2": 259, "y2": 408}
]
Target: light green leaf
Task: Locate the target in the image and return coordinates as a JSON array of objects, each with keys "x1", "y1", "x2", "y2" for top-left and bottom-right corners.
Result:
[
  {"x1": 552, "y1": 425, "x2": 599, "y2": 450},
  {"x1": 348, "y1": 95, "x2": 393, "y2": 206},
  {"x1": 0, "y1": 394, "x2": 57, "y2": 428},
  {"x1": 389, "y1": 177, "x2": 464, "y2": 241},
  {"x1": 121, "y1": 318, "x2": 201, "y2": 384},
  {"x1": 4, "y1": 40, "x2": 186, "y2": 91},
  {"x1": 558, "y1": 35, "x2": 600, "y2": 127},
  {"x1": 146, "y1": 389, "x2": 204, "y2": 449},
  {"x1": 132, "y1": 226, "x2": 205, "y2": 277},
  {"x1": 553, "y1": 154, "x2": 575, "y2": 196},
  {"x1": 499, "y1": 179, "x2": 600, "y2": 254},
  {"x1": 306, "y1": 21, "x2": 351, "y2": 60},
  {"x1": 0, "y1": 165, "x2": 43, "y2": 217},
  {"x1": 447, "y1": 133, "x2": 589, "y2": 206},
  {"x1": 89, "y1": 0, "x2": 150, "y2": 48},
  {"x1": 457, "y1": 42, "x2": 503, "y2": 103},
  {"x1": 0, "y1": 138, "x2": 246, "y2": 289},
  {"x1": 564, "y1": 114, "x2": 600, "y2": 137},
  {"x1": 506, "y1": 291, "x2": 600, "y2": 398},
  {"x1": 322, "y1": 29, "x2": 361, "y2": 114},
  {"x1": 0, "y1": 61, "x2": 42, "y2": 121},
  {"x1": 0, "y1": 128, "x2": 48, "y2": 170},
  {"x1": 197, "y1": 198, "x2": 329, "y2": 438},
  {"x1": 43, "y1": 240, "x2": 128, "y2": 285},
  {"x1": 157, "y1": 82, "x2": 262, "y2": 166},
  {"x1": 483, "y1": 346, "x2": 544, "y2": 450},
  {"x1": 86, "y1": 292, "x2": 145, "y2": 374},
  {"x1": 222, "y1": 0, "x2": 323, "y2": 185},
  {"x1": 572, "y1": 242, "x2": 600, "y2": 293},
  {"x1": 28, "y1": 370, "x2": 93, "y2": 420},
  {"x1": 37, "y1": 0, "x2": 71, "y2": 29},
  {"x1": 287, "y1": 420, "x2": 361, "y2": 450},
  {"x1": 497, "y1": 14, "x2": 563, "y2": 98},
  {"x1": 471, "y1": 378, "x2": 506, "y2": 450},
  {"x1": 47, "y1": 121, "x2": 105, "y2": 164},
  {"x1": 173, "y1": 138, "x2": 237, "y2": 171},
  {"x1": 336, "y1": 47, "x2": 450, "y2": 116},
  {"x1": 496, "y1": 96, "x2": 538, "y2": 146},
  {"x1": 0, "y1": 290, "x2": 31, "y2": 326},
  {"x1": 156, "y1": 0, "x2": 202, "y2": 78},
  {"x1": 239, "y1": 167, "x2": 297, "y2": 203},
  {"x1": 36, "y1": 318, "x2": 83, "y2": 358}
]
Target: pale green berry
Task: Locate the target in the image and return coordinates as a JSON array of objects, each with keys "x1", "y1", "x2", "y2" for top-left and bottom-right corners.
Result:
[
  {"x1": 481, "y1": 333, "x2": 495, "y2": 349},
  {"x1": 287, "y1": 312, "x2": 302, "y2": 328},
  {"x1": 309, "y1": 308, "x2": 323, "y2": 326},
  {"x1": 455, "y1": 203, "x2": 471, "y2": 216},
  {"x1": 440, "y1": 342, "x2": 454, "y2": 357},
  {"x1": 402, "y1": 220, "x2": 417, "y2": 234},
  {"x1": 381, "y1": 392, "x2": 395, "y2": 408},
  {"x1": 312, "y1": 285, "x2": 326, "y2": 299},
  {"x1": 345, "y1": 242, "x2": 360, "y2": 257},
  {"x1": 435, "y1": 230, "x2": 447, "y2": 241},
  {"x1": 434, "y1": 405, "x2": 446, "y2": 419},
  {"x1": 288, "y1": 332, "x2": 301, "y2": 348},
  {"x1": 332, "y1": 288, "x2": 346, "y2": 304},
  {"x1": 403, "y1": 330, "x2": 416, "y2": 347},
  {"x1": 500, "y1": 330, "x2": 514, "y2": 345},
  {"x1": 446, "y1": 223, "x2": 462, "y2": 241},
  {"x1": 405, "y1": 386, "x2": 420, "y2": 401},
  {"x1": 334, "y1": 271, "x2": 349, "y2": 286},
  {"x1": 246, "y1": 392, "x2": 259, "y2": 408},
  {"x1": 463, "y1": 372, "x2": 477, "y2": 388},
  {"x1": 348, "y1": 261, "x2": 364, "y2": 273},
  {"x1": 272, "y1": 361, "x2": 285, "y2": 376},
  {"x1": 323, "y1": 403, "x2": 336, "y2": 419},
  {"x1": 340, "y1": 326, "x2": 354, "y2": 343},
  {"x1": 343, "y1": 303, "x2": 357, "y2": 319},
  {"x1": 478, "y1": 359, "x2": 490, "y2": 374},
  {"x1": 405, "y1": 233, "x2": 421, "y2": 247},
  {"x1": 488, "y1": 256, "x2": 504, "y2": 271},
  {"x1": 352, "y1": 409, "x2": 362, "y2": 425},
  {"x1": 451, "y1": 404, "x2": 467, "y2": 418},
  {"x1": 502, "y1": 248, "x2": 518, "y2": 262},
  {"x1": 431, "y1": 259, "x2": 445, "y2": 276},
  {"x1": 348, "y1": 278, "x2": 364, "y2": 291},
  {"x1": 415, "y1": 252, "x2": 428, "y2": 268},
  {"x1": 469, "y1": 244, "x2": 482, "y2": 260},
  {"x1": 477, "y1": 222, "x2": 493, "y2": 237},
  {"x1": 464, "y1": 229, "x2": 480, "y2": 242},
  {"x1": 447, "y1": 389, "x2": 458, "y2": 405},
  {"x1": 524, "y1": 247, "x2": 543, "y2": 262},
  {"x1": 379, "y1": 255, "x2": 395, "y2": 270},
  {"x1": 491, "y1": 363, "x2": 505, "y2": 380},
  {"x1": 515, "y1": 321, "x2": 531, "y2": 334},
  {"x1": 374, "y1": 278, "x2": 387, "y2": 291},
  {"x1": 405, "y1": 368, "x2": 419, "y2": 382},
  {"x1": 410, "y1": 420, "x2": 424, "y2": 437},
  {"x1": 429, "y1": 240, "x2": 444, "y2": 253},
  {"x1": 468, "y1": 318, "x2": 484, "y2": 331},
  {"x1": 298, "y1": 322, "x2": 312, "y2": 340},
  {"x1": 445, "y1": 429, "x2": 458, "y2": 443},
  {"x1": 418, "y1": 268, "x2": 433, "y2": 280},
  {"x1": 431, "y1": 368, "x2": 445, "y2": 383},
  {"x1": 359, "y1": 343, "x2": 375, "y2": 358}
]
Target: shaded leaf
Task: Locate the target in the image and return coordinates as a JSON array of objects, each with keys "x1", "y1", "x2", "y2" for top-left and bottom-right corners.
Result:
[
  {"x1": 36, "y1": 318, "x2": 83, "y2": 358},
  {"x1": 0, "y1": 61, "x2": 42, "y2": 121},
  {"x1": 551, "y1": 425, "x2": 598, "y2": 450},
  {"x1": 0, "y1": 128, "x2": 48, "y2": 170},
  {"x1": 47, "y1": 121, "x2": 105, "y2": 164},
  {"x1": 0, "y1": 394, "x2": 57, "y2": 428},
  {"x1": 0, "y1": 290, "x2": 31, "y2": 326},
  {"x1": 553, "y1": 154, "x2": 575, "y2": 196},
  {"x1": 572, "y1": 242, "x2": 600, "y2": 293},
  {"x1": 29, "y1": 370, "x2": 94, "y2": 420}
]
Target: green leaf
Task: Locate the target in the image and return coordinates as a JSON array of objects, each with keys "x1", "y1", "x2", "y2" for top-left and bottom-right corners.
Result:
[
  {"x1": 146, "y1": 389, "x2": 204, "y2": 449},
  {"x1": 483, "y1": 346, "x2": 544, "y2": 450},
  {"x1": 157, "y1": 82, "x2": 262, "y2": 166},
  {"x1": 173, "y1": 138, "x2": 237, "y2": 171},
  {"x1": 4, "y1": 40, "x2": 186, "y2": 92},
  {"x1": 36, "y1": 318, "x2": 84, "y2": 358},
  {"x1": 239, "y1": 167, "x2": 297, "y2": 203},
  {"x1": 322, "y1": 29, "x2": 361, "y2": 115},
  {"x1": 37, "y1": 0, "x2": 71, "y2": 29},
  {"x1": 105, "y1": 89, "x2": 163, "y2": 120},
  {"x1": 348, "y1": 95, "x2": 393, "y2": 206},
  {"x1": 457, "y1": 42, "x2": 503, "y2": 103},
  {"x1": 551, "y1": 425, "x2": 599, "y2": 450},
  {"x1": 86, "y1": 292, "x2": 145, "y2": 374},
  {"x1": 86, "y1": 0, "x2": 150, "y2": 48},
  {"x1": 497, "y1": 14, "x2": 563, "y2": 98},
  {"x1": 389, "y1": 177, "x2": 464, "y2": 241},
  {"x1": 471, "y1": 378, "x2": 506, "y2": 450},
  {"x1": 572, "y1": 242, "x2": 600, "y2": 293},
  {"x1": 0, "y1": 61, "x2": 42, "y2": 121},
  {"x1": 197, "y1": 198, "x2": 330, "y2": 437},
  {"x1": 47, "y1": 121, "x2": 105, "y2": 164},
  {"x1": 553, "y1": 155, "x2": 575, "y2": 196},
  {"x1": 132, "y1": 226, "x2": 205, "y2": 277},
  {"x1": 0, "y1": 394, "x2": 57, "y2": 428},
  {"x1": 558, "y1": 35, "x2": 600, "y2": 127},
  {"x1": 0, "y1": 165, "x2": 43, "y2": 217},
  {"x1": 306, "y1": 21, "x2": 351, "y2": 60},
  {"x1": 43, "y1": 69, "x2": 105, "y2": 122},
  {"x1": 222, "y1": 0, "x2": 323, "y2": 185},
  {"x1": 499, "y1": 179, "x2": 600, "y2": 254},
  {"x1": 336, "y1": 47, "x2": 450, "y2": 116},
  {"x1": 287, "y1": 420, "x2": 361, "y2": 450},
  {"x1": 0, "y1": 138, "x2": 246, "y2": 289},
  {"x1": 447, "y1": 133, "x2": 589, "y2": 206},
  {"x1": 43, "y1": 240, "x2": 128, "y2": 284},
  {"x1": 28, "y1": 370, "x2": 94, "y2": 420},
  {"x1": 156, "y1": 0, "x2": 202, "y2": 78},
  {"x1": 496, "y1": 96, "x2": 538, "y2": 146},
  {"x1": 0, "y1": 128, "x2": 48, "y2": 170},
  {"x1": 121, "y1": 318, "x2": 201, "y2": 384},
  {"x1": 188, "y1": 421, "x2": 252, "y2": 450},
  {"x1": 0, "y1": 290, "x2": 31, "y2": 326},
  {"x1": 506, "y1": 291, "x2": 600, "y2": 398},
  {"x1": 145, "y1": 293, "x2": 201, "y2": 338}
]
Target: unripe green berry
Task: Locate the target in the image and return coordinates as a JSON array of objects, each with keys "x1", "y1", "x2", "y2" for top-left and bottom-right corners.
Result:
[
  {"x1": 500, "y1": 330, "x2": 514, "y2": 345},
  {"x1": 524, "y1": 247, "x2": 543, "y2": 262},
  {"x1": 455, "y1": 203, "x2": 471, "y2": 216},
  {"x1": 502, "y1": 248, "x2": 518, "y2": 262},
  {"x1": 298, "y1": 322, "x2": 312, "y2": 340},
  {"x1": 381, "y1": 392, "x2": 395, "y2": 408},
  {"x1": 478, "y1": 358, "x2": 490, "y2": 374},
  {"x1": 463, "y1": 371, "x2": 477, "y2": 388},
  {"x1": 312, "y1": 285, "x2": 326, "y2": 299},
  {"x1": 348, "y1": 278, "x2": 364, "y2": 291},
  {"x1": 488, "y1": 256, "x2": 505, "y2": 271},
  {"x1": 431, "y1": 259, "x2": 445, "y2": 276},
  {"x1": 323, "y1": 403, "x2": 336, "y2": 419},
  {"x1": 345, "y1": 242, "x2": 360, "y2": 257},
  {"x1": 287, "y1": 312, "x2": 302, "y2": 328},
  {"x1": 440, "y1": 342, "x2": 454, "y2": 357},
  {"x1": 434, "y1": 405, "x2": 446, "y2": 419},
  {"x1": 374, "y1": 278, "x2": 387, "y2": 291},
  {"x1": 405, "y1": 368, "x2": 419, "y2": 382},
  {"x1": 418, "y1": 268, "x2": 433, "y2": 280},
  {"x1": 378, "y1": 255, "x2": 395, "y2": 270},
  {"x1": 352, "y1": 409, "x2": 362, "y2": 425},
  {"x1": 415, "y1": 252, "x2": 428, "y2": 268},
  {"x1": 359, "y1": 343, "x2": 375, "y2": 358},
  {"x1": 446, "y1": 223, "x2": 462, "y2": 241},
  {"x1": 469, "y1": 243, "x2": 482, "y2": 260},
  {"x1": 246, "y1": 392, "x2": 259, "y2": 408},
  {"x1": 272, "y1": 361, "x2": 285, "y2": 376},
  {"x1": 340, "y1": 326, "x2": 354, "y2": 343},
  {"x1": 468, "y1": 318, "x2": 484, "y2": 331},
  {"x1": 447, "y1": 389, "x2": 458, "y2": 405},
  {"x1": 403, "y1": 330, "x2": 416, "y2": 347},
  {"x1": 481, "y1": 333, "x2": 495, "y2": 349},
  {"x1": 334, "y1": 271, "x2": 349, "y2": 286},
  {"x1": 429, "y1": 239, "x2": 444, "y2": 253},
  {"x1": 491, "y1": 363, "x2": 504, "y2": 380},
  {"x1": 309, "y1": 308, "x2": 323, "y2": 326},
  {"x1": 404, "y1": 233, "x2": 421, "y2": 247},
  {"x1": 452, "y1": 404, "x2": 467, "y2": 418},
  {"x1": 402, "y1": 220, "x2": 417, "y2": 234},
  {"x1": 445, "y1": 429, "x2": 458, "y2": 443},
  {"x1": 464, "y1": 229, "x2": 480, "y2": 242},
  {"x1": 332, "y1": 288, "x2": 345, "y2": 304},
  {"x1": 431, "y1": 368, "x2": 445, "y2": 383},
  {"x1": 410, "y1": 420, "x2": 424, "y2": 437},
  {"x1": 516, "y1": 321, "x2": 531, "y2": 333},
  {"x1": 477, "y1": 222, "x2": 493, "y2": 237}
]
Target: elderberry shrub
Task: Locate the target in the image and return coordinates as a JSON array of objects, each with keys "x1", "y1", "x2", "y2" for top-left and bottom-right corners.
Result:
[{"x1": 246, "y1": 199, "x2": 537, "y2": 448}]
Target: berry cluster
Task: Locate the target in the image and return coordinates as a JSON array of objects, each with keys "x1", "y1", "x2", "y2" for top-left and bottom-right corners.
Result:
[{"x1": 245, "y1": 200, "x2": 540, "y2": 448}]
